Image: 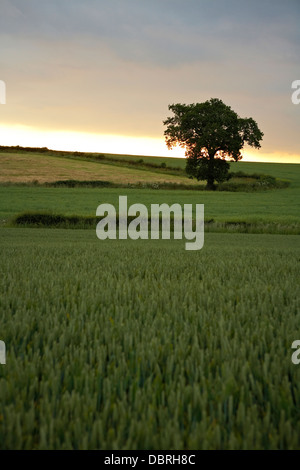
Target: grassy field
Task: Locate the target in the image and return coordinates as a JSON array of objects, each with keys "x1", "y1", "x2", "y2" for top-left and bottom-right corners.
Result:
[
  {"x1": 0, "y1": 160, "x2": 299, "y2": 231},
  {"x1": 0, "y1": 228, "x2": 299, "y2": 449},
  {"x1": 1, "y1": 147, "x2": 299, "y2": 179},
  {"x1": 0, "y1": 151, "x2": 198, "y2": 186},
  {"x1": 0, "y1": 152, "x2": 299, "y2": 230},
  {"x1": 93, "y1": 152, "x2": 186, "y2": 168},
  {"x1": 0, "y1": 150, "x2": 299, "y2": 449},
  {"x1": 1, "y1": 185, "x2": 299, "y2": 230}
]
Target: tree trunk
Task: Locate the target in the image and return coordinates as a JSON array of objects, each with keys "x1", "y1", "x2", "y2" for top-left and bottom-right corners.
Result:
[
  {"x1": 206, "y1": 153, "x2": 216, "y2": 190},
  {"x1": 206, "y1": 178, "x2": 216, "y2": 190}
]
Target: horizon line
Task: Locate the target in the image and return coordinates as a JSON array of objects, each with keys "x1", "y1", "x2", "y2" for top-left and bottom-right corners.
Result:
[{"x1": 1, "y1": 143, "x2": 299, "y2": 165}]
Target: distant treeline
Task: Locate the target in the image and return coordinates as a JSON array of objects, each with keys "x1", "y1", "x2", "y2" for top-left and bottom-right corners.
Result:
[{"x1": 0, "y1": 145, "x2": 51, "y2": 153}]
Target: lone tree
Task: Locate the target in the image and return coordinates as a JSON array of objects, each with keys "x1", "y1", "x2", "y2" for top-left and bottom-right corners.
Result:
[{"x1": 163, "y1": 98, "x2": 263, "y2": 190}]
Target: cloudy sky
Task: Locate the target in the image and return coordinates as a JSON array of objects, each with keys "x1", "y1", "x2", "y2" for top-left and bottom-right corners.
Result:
[{"x1": 0, "y1": 0, "x2": 299, "y2": 161}]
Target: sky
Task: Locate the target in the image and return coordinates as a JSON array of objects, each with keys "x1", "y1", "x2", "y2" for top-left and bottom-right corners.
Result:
[{"x1": 0, "y1": 0, "x2": 299, "y2": 162}]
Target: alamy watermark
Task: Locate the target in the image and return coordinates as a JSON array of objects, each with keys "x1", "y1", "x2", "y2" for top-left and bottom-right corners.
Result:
[
  {"x1": 291, "y1": 340, "x2": 300, "y2": 365},
  {"x1": 0, "y1": 340, "x2": 6, "y2": 364},
  {"x1": 0, "y1": 80, "x2": 6, "y2": 104},
  {"x1": 291, "y1": 80, "x2": 300, "y2": 105},
  {"x1": 96, "y1": 196, "x2": 204, "y2": 250}
]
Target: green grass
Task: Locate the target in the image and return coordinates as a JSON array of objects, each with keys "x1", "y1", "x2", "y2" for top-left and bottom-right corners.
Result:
[
  {"x1": 0, "y1": 179, "x2": 299, "y2": 227},
  {"x1": 2, "y1": 146, "x2": 298, "y2": 176},
  {"x1": 0, "y1": 228, "x2": 299, "y2": 449},
  {"x1": 7, "y1": 211, "x2": 299, "y2": 235},
  {"x1": 0, "y1": 158, "x2": 299, "y2": 234},
  {"x1": 0, "y1": 150, "x2": 299, "y2": 450},
  {"x1": 91, "y1": 152, "x2": 185, "y2": 168},
  {"x1": 1, "y1": 147, "x2": 297, "y2": 187}
]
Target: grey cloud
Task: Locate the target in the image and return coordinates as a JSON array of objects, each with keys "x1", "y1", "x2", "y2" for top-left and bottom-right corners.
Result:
[
  {"x1": 1, "y1": 0, "x2": 299, "y2": 67},
  {"x1": 0, "y1": 0, "x2": 299, "y2": 155}
]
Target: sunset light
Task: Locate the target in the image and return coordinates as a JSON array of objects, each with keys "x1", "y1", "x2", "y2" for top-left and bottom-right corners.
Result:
[
  {"x1": 1, "y1": 124, "x2": 298, "y2": 164},
  {"x1": 0, "y1": 124, "x2": 186, "y2": 158}
]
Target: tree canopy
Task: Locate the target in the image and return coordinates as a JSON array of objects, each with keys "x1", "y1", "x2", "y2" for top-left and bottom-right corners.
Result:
[{"x1": 163, "y1": 98, "x2": 264, "y2": 190}]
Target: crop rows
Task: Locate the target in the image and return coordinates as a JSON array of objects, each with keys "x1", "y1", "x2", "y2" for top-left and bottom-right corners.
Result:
[{"x1": 0, "y1": 229, "x2": 299, "y2": 449}]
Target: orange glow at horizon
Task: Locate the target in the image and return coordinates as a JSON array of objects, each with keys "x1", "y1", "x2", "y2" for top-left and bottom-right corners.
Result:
[
  {"x1": 0, "y1": 125, "x2": 299, "y2": 164},
  {"x1": 0, "y1": 124, "x2": 186, "y2": 158}
]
